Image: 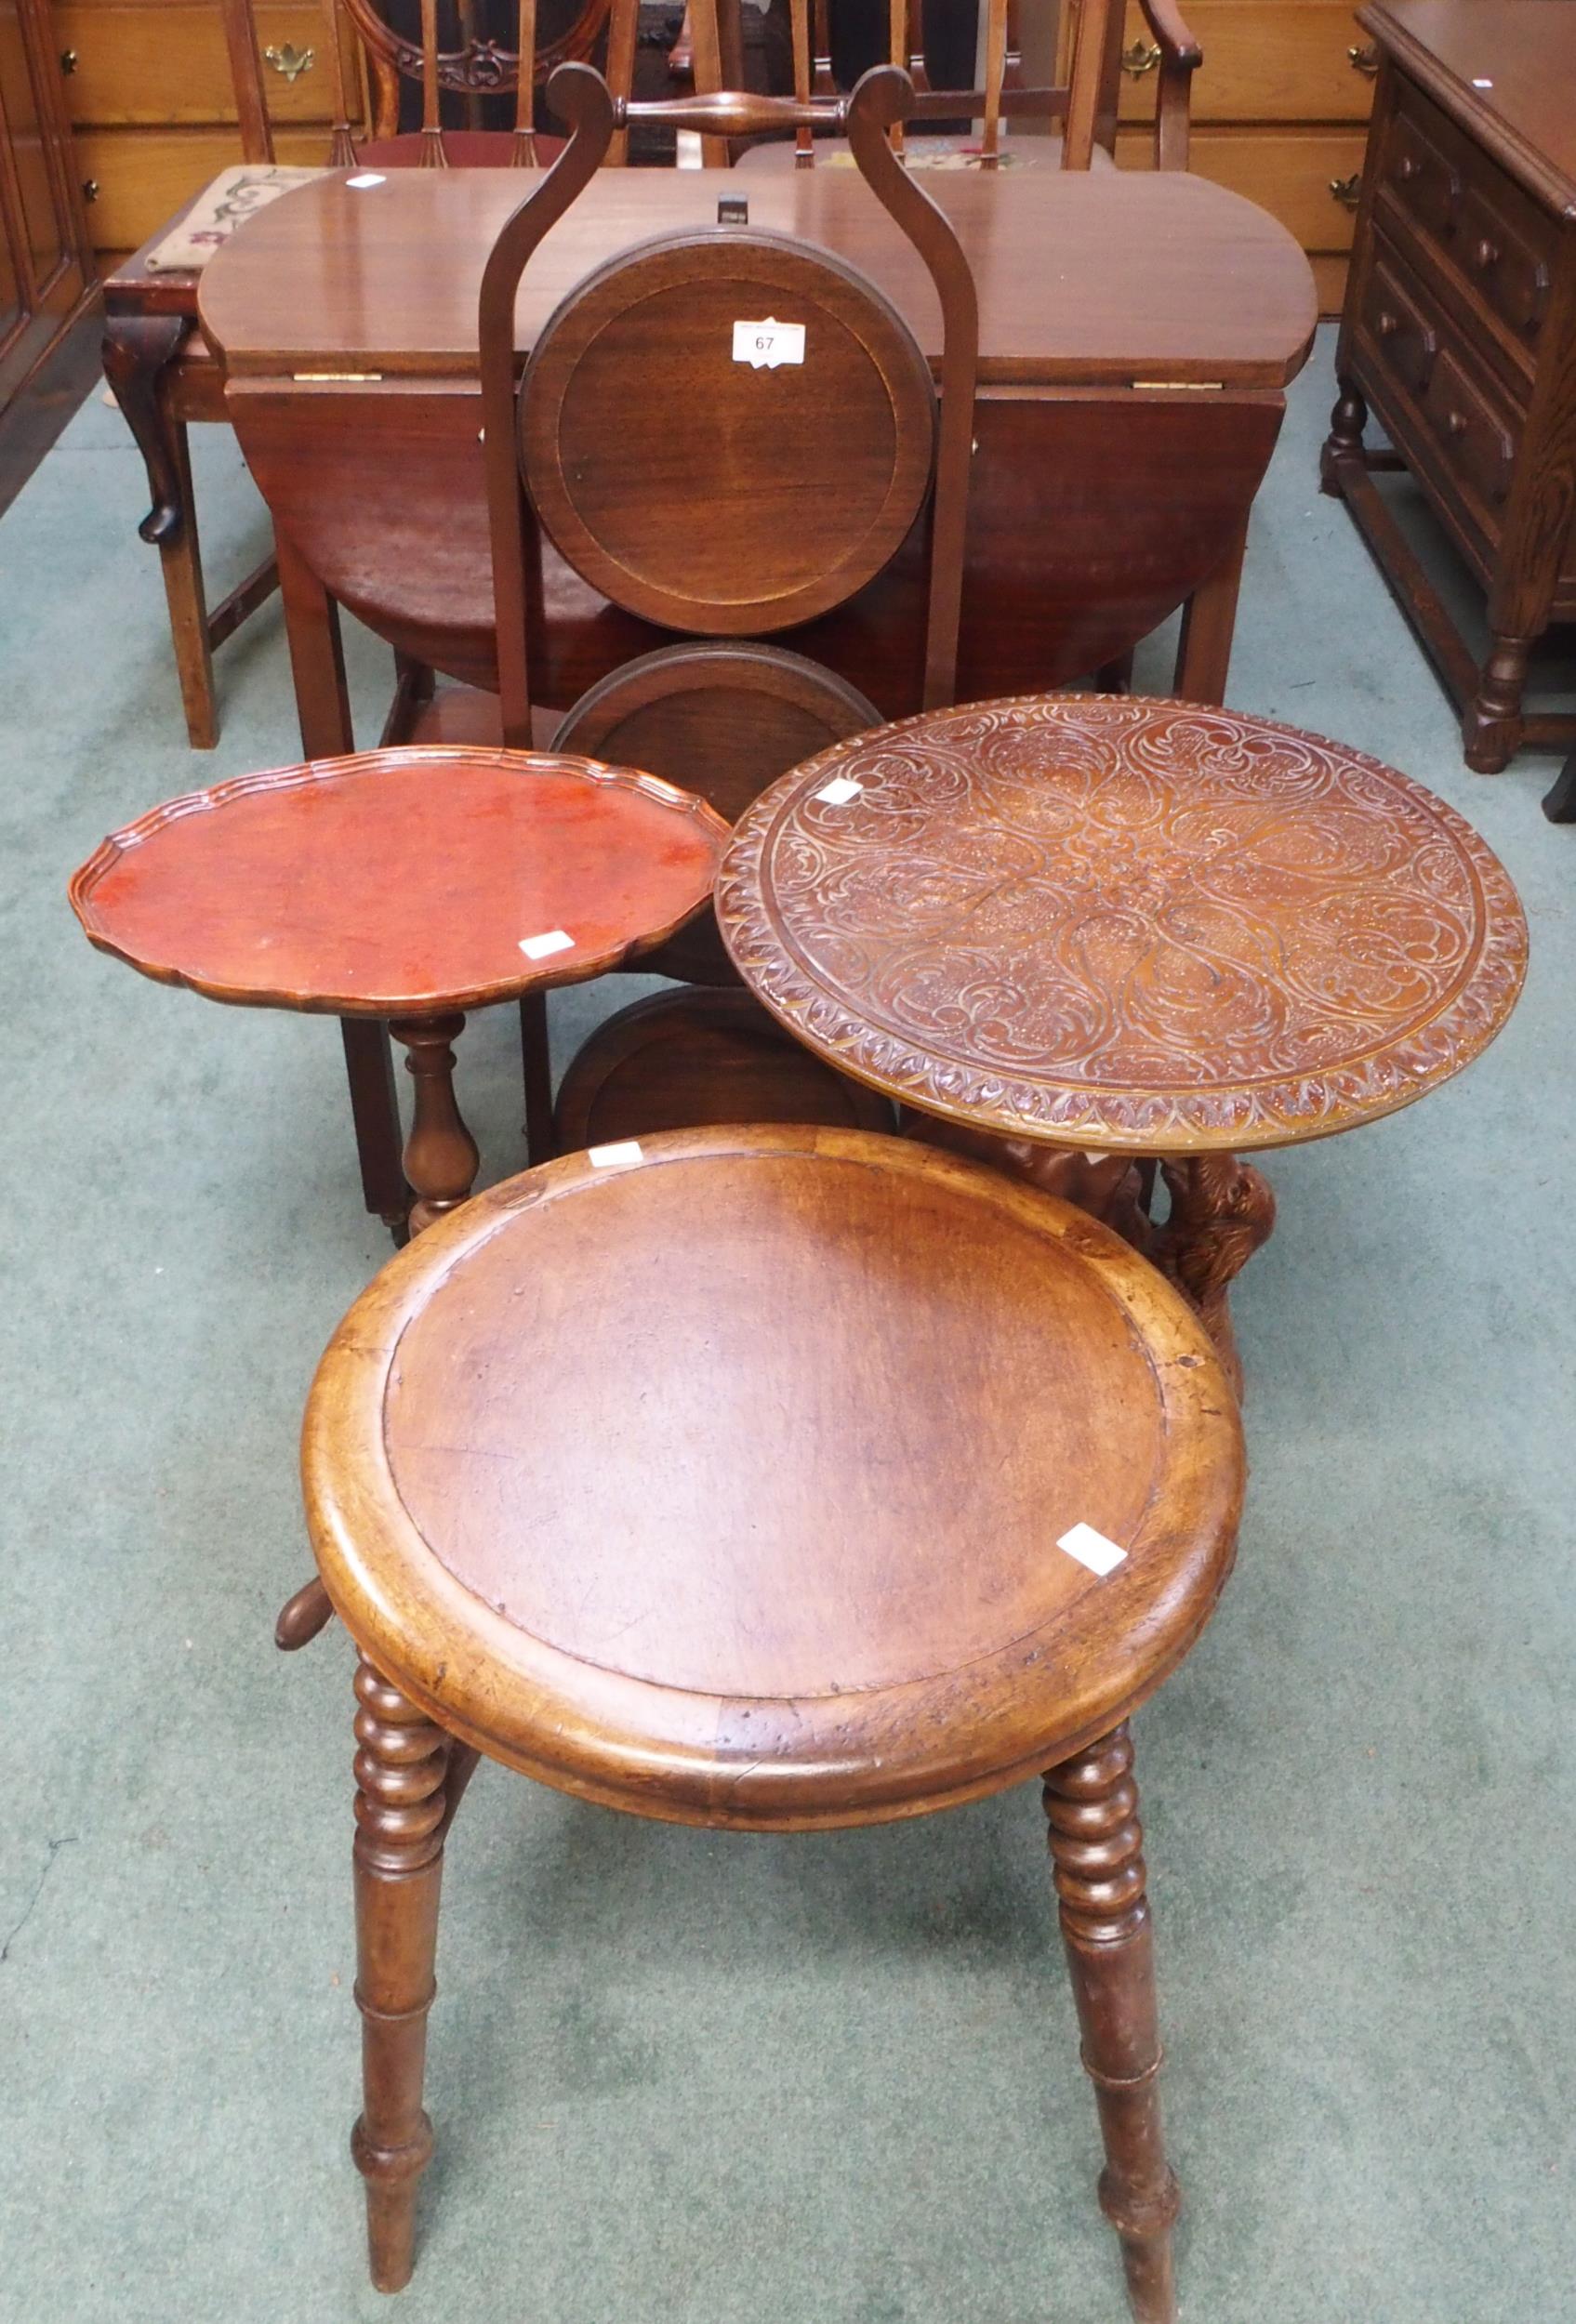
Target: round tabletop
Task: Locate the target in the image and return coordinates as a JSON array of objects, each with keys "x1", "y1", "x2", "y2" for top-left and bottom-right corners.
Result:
[
  {"x1": 715, "y1": 695, "x2": 1528, "y2": 1154},
  {"x1": 302, "y1": 1127, "x2": 1243, "y2": 1830},
  {"x1": 70, "y1": 745, "x2": 726, "y2": 1018}
]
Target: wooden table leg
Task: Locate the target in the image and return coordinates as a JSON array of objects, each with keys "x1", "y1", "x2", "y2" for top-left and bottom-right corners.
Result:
[
  {"x1": 898, "y1": 1112, "x2": 1270, "y2": 1393},
  {"x1": 342, "y1": 1020, "x2": 411, "y2": 1243},
  {"x1": 1044, "y1": 1723, "x2": 1181, "y2": 2324},
  {"x1": 277, "y1": 533, "x2": 412, "y2": 1240},
  {"x1": 1172, "y1": 513, "x2": 1249, "y2": 706},
  {"x1": 519, "y1": 989, "x2": 556, "y2": 1166},
  {"x1": 351, "y1": 1658, "x2": 450, "y2": 2293},
  {"x1": 1151, "y1": 1152, "x2": 1275, "y2": 1397},
  {"x1": 390, "y1": 1013, "x2": 482, "y2": 1235},
  {"x1": 102, "y1": 313, "x2": 220, "y2": 749},
  {"x1": 1543, "y1": 746, "x2": 1576, "y2": 822}
]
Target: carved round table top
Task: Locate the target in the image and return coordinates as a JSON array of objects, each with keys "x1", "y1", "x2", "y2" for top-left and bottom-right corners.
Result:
[
  {"x1": 715, "y1": 695, "x2": 1528, "y2": 1154},
  {"x1": 69, "y1": 745, "x2": 726, "y2": 1019}
]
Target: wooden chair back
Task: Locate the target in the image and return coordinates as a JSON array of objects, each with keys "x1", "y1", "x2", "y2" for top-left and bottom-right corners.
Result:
[
  {"x1": 218, "y1": 0, "x2": 642, "y2": 172},
  {"x1": 725, "y1": 0, "x2": 1198, "y2": 171},
  {"x1": 479, "y1": 61, "x2": 978, "y2": 979},
  {"x1": 769, "y1": 0, "x2": 1112, "y2": 167}
]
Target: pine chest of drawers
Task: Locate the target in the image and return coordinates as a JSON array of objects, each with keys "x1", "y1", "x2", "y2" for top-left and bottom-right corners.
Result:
[{"x1": 1319, "y1": 0, "x2": 1576, "y2": 772}]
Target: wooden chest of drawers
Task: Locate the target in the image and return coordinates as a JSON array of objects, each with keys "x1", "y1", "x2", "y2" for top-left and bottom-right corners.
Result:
[
  {"x1": 1320, "y1": 0, "x2": 1576, "y2": 773},
  {"x1": 60, "y1": 0, "x2": 343, "y2": 267},
  {"x1": 1115, "y1": 0, "x2": 1378, "y2": 314}
]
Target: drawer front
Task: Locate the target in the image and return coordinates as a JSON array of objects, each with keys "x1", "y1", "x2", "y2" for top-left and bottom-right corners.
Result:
[
  {"x1": 1456, "y1": 178, "x2": 1555, "y2": 353},
  {"x1": 1356, "y1": 234, "x2": 1522, "y2": 564},
  {"x1": 1118, "y1": 2, "x2": 1378, "y2": 125},
  {"x1": 60, "y1": 1, "x2": 344, "y2": 128},
  {"x1": 73, "y1": 123, "x2": 324, "y2": 250},
  {"x1": 1361, "y1": 252, "x2": 1438, "y2": 399},
  {"x1": 1378, "y1": 87, "x2": 1463, "y2": 241},
  {"x1": 1116, "y1": 124, "x2": 1370, "y2": 251},
  {"x1": 1423, "y1": 346, "x2": 1516, "y2": 518},
  {"x1": 1376, "y1": 78, "x2": 1559, "y2": 370}
]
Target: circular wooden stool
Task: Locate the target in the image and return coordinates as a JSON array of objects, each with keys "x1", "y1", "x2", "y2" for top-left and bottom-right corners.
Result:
[
  {"x1": 715, "y1": 695, "x2": 1528, "y2": 1387},
  {"x1": 300, "y1": 1125, "x2": 1242, "y2": 2320},
  {"x1": 68, "y1": 744, "x2": 726, "y2": 1236}
]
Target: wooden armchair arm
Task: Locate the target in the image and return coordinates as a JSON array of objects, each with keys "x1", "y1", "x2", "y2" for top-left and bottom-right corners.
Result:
[
  {"x1": 1136, "y1": 0, "x2": 1202, "y2": 69},
  {"x1": 1136, "y1": 0, "x2": 1201, "y2": 169}
]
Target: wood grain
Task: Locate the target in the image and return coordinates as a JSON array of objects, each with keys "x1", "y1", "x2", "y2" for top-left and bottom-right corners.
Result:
[
  {"x1": 715, "y1": 693, "x2": 1528, "y2": 1153},
  {"x1": 69, "y1": 743, "x2": 725, "y2": 1015},
  {"x1": 302, "y1": 1124, "x2": 1244, "y2": 1829}
]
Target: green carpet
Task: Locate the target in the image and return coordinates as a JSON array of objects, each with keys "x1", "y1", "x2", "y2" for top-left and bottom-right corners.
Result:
[{"x1": 1, "y1": 337, "x2": 1571, "y2": 2323}]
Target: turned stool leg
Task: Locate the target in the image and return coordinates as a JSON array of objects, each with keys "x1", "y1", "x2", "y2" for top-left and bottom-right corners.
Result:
[
  {"x1": 390, "y1": 1014, "x2": 482, "y2": 1235},
  {"x1": 1044, "y1": 1723, "x2": 1180, "y2": 2324},
  {"x1": 351, "y1": 1658, "x2": 451, "y2": 2293}
]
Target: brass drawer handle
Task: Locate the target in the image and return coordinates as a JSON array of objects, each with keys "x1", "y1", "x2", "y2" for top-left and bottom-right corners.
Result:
[
  {"x1": 264, "y1": 41, "x2": 315, "y2": 82},
  {"x1": 1120, "y1": 38, "x2": 1161, "y2": 76},
  {"x1": 1444, "y1": 410, "x2": 1468, "y2": 439},
  {"x1": 60, "y1": 46, "x2": 77, "y2": 73},
  {"x1": 1472, "y1": 236, "x2": 1501, "y2": 271},
  {"x1": 1330, "y1": 173, "x2": 1363, "y2": 210},
  {"x1": 81, "y1": 177, "x2": 99, "y2": 203},
  {"x1": 1348, "y1": 42, "x2": 1379, "y2": 75},
  {"x1": 1376, "y1": 309, "x2": 1398, "y2": 337}
]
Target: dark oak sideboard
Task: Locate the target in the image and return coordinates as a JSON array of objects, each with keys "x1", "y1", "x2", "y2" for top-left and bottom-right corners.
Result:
[{"x1": 1319, "y1": 0, "x2": 1576, "y2": 775}]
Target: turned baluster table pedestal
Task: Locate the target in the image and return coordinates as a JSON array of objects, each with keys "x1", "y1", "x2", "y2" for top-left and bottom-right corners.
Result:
[{"x1": 716, "y1": 694, "x2": 1527, "y2": 1389}]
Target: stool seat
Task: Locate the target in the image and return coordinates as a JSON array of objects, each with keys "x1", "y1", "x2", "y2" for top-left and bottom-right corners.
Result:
[
  {"x1": 68, "y1": 743, "x2": 725, "y2": 1018},
  {"x1": 302, "y1": 1125, "x2": 1242, "y2": 1830}
]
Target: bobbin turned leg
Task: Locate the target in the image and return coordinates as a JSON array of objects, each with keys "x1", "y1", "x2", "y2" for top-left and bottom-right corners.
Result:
[
  {"x1": 1044, "y1": 1723, "x2": 1180, "y2": 2324},
  {"x1": 389, "y1": 1014, "x2": 482, "y2": 1235},
  {"x1": 351, "y1": 1658, "x2": 452, "y2": 2292}
]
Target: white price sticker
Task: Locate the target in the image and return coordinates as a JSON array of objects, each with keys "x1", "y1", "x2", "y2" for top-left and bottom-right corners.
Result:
[
  {"x1": 519, "y1": 930, "x2": 574, "y2": 961},
  {"x1": 1057, "y1": 1523, "x2": 1128, "y2": 1578},
  {"x1": 345, "y1": 172, "x2": 386, "y2": 188},
  {"x1": 814, "y1": 775, "x2": 863, "y2": 806},
  {"x1": 589, "y1": 1142, "x2": 643, "y2": 1169},
  {"x1": 732, "y1": 318, "x2": 806, "y2": 369}
]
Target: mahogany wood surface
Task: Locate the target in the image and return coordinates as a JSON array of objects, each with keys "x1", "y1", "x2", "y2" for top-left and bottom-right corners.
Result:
[
  {"x1": 203, "y1": 160, "x2": 1311, "y2": 709},
  {"x1": 716, "y1": 692, "x2": 1528, "y2": 1155},
  {"x1": 520, "y1": 228, "x2": 938, "y2": 634},
  {"x1": 552, "y1": 986, "x2": 895, "y2": 1146},
  {"x1": 202, "y1": 161, "x2": 1314, "y2": 385},
  {"x1": 69, "y1": 743, "x2": 724, "y2": 1015},
  {"x1": 303, "y1": 1125, "x2": 1244, "y2": 1829}
]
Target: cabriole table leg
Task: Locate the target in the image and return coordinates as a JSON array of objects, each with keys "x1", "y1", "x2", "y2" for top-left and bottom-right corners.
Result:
[
  {"x1": 1152, "y1": 1153, "x2": 1276, "y2": 1397},
  {"x1": 389, "y1": 1014, "x2": 482, "y2": 1235},
  {"x1": 899, "y1": 1113, "x2": 1273, "y2": 1390}
]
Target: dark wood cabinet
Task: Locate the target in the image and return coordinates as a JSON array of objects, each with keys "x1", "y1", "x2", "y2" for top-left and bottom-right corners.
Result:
[
  {"x1": 0, "y1": 0, "x2": 99, "y2": 508},
  {"x1": 1320, "y1": 0, "x2": 1576, "y2": 773}
]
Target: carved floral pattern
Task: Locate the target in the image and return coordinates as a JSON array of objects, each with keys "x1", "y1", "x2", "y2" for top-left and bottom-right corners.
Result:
[{"x1": 715, "y1": 696, "x2": 1527, "y2": 1150}]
